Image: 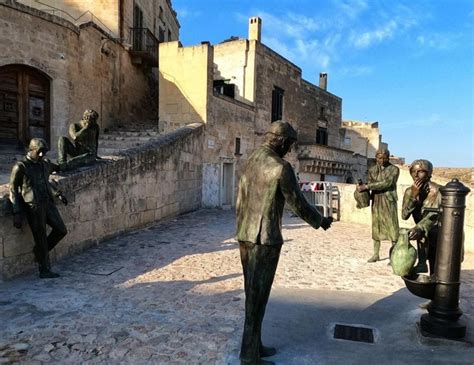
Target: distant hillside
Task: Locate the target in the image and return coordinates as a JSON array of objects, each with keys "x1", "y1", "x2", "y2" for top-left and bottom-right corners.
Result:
[{"x1": 433, "y1": 168, "x2": 473, "y2": 187}]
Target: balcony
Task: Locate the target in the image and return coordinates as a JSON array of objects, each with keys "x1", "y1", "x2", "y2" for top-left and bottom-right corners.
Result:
[
  {"x1": 129, "y1": 28, "x2": 159, "y2": 67},
  {"x1": 297, "y1": 144, "x2": 364, "y2": 177}
]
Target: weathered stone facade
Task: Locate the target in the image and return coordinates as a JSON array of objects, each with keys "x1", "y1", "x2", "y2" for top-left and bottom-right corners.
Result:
[
  {"x1": 16, "y1": 0, "x2": 179, "y2": 42},
  {"x1": 160, "y1": 17, "x2": 366, "y2": 207},
  {"x1": 341, "y1": 120, "x2": 383, "y2": 159},
  {"x1": 0, "y1": 0, "x2": 179, "y2": 148},
  {"x1": 0, "y1": 123, "x2": 204, "y2": 280}
]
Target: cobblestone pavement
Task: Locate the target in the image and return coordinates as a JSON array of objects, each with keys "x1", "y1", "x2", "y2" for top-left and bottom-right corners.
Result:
[{"x1": 1, "y1": 209, "x2": 473, "y2": 364}]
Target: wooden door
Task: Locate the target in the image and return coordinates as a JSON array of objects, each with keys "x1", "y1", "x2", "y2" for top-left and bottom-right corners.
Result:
[{"x1": 0, "y1": 65, "x2": 50, "y2": 146}]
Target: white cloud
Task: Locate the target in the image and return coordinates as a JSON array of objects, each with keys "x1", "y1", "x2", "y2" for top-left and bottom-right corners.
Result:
[
  {"x1": 350, "y1": 20, "x2": 398, "y2": 48},
  {"x1": 416, "y1": 32, "x2": 460, "y2": 51},
  {"x1": 335, "y1": 0, "x2": 369, "y2": 20},
  {"x1": 176, "y1": 7, "x2": 201, "y2": 19},
  {"x1": 338, "y1": 66, "x2": 374, "y2": 77}
]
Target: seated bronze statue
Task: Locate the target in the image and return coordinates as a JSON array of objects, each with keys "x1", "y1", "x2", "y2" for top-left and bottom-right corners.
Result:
[{"x1": 57, "y1": 109, "x2": 100, "y2": 170}]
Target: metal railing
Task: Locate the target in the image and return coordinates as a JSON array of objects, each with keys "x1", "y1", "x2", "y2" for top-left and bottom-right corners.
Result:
[
  {"x1": 34, "y1": 0, "x2": 115, "y2": 38},
  {"x1": 129, "y1": 27, "x2": 158, "y2": 55},
  {"x1": 299, "y1": 181, "x2": 340, "y2": 220}
]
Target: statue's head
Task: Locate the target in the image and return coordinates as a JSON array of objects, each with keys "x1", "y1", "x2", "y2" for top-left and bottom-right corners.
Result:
[
  {"x1": 375, "y1": 147, "x2": 390, "y2": 167},
  {"x1": 264, "y1": 120, "x2": 298, "y2": 157},
  {"x1": 409, "y1": 159, "x2": 433, "y2": 182},
  {"x1": 82, "y1": 109, "x2": 99, "y2": 125},
  {"x1": 28, "y1": 138, "x2": 49, "y2": 160}
]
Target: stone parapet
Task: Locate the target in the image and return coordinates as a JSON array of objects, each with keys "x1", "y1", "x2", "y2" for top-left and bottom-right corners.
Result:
[{"x1": 0, "y1": 123, "x2": 204, "y2": 280}]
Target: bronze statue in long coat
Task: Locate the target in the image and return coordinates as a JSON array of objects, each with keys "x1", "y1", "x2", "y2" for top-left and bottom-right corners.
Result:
[
  {"x1": 358, "y1": 148, "x2": 399, "y2": 262},
  {"x1": 236, "y1": 120, "x2": 332, "y2": 365}
]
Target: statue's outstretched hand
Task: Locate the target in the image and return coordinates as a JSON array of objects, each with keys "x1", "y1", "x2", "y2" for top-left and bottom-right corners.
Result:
[
  {"x1": 321, "y1": 217, "x2": 333, "y2": 230},
  {"x1": 357, "y1": 184, "x2": 368, "y2": 192}
]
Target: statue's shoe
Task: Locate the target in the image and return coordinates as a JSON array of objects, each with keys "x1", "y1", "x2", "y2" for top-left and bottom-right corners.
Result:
[
  {"x1": 367, "y1": 255, "x2": 380, "y2": 263},
  {"x1": 260, "y1": 346, "x2": 277, "y2": 358}
]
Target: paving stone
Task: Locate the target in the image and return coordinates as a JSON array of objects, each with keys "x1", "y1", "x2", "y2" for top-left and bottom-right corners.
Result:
[{"x1": 0, "y1": 209, "x2": 472, "y2": 364}]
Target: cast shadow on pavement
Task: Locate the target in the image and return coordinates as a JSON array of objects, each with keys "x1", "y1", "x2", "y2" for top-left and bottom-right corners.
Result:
[{"x1": 259, "y1": 270, "x2": 474, "y2": 365}]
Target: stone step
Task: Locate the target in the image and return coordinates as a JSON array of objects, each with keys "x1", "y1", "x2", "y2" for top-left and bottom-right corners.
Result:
[
  {"x1": 103, "y1": 129, "x2": 160, "y2": 137},
  {"x1": 99, "y1": 135, "x2": 157, "y2": 142},
  {"x1": 99, "y1": 140, "x2": 147, "y2": 149}
]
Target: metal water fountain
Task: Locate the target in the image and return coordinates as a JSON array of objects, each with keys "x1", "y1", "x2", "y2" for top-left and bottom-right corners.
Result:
[{"x1": 402, "y1": 178, "x2": 470, "y2": 339}]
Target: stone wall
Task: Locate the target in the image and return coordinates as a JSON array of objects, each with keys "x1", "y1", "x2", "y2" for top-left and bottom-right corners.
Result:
[
  {"x1": 159, "y1": 41, "x2": 212, "y2": 132},
  {"x1": 0, "y1": 123, "x2": 204, "y2": 280},
  {"x1": 341, "y1": 121, "x2": 382, "y2": 159},
  {"x1": 253, "y1": 43, "x2": 342, "y2": 146},
  {"x1": 0, "y1": 1, "x2": 157, "y2": 146},
  {"x1": 15, "y1": 0, "x2": 179, "y2": 41}
]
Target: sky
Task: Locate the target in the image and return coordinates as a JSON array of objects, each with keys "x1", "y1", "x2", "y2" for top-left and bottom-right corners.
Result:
[{"x1": 172, "y1": 0, "x2": 473, "y2": 167}]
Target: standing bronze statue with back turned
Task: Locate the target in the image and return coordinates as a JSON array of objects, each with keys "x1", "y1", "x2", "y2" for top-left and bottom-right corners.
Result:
[
  {"x1": 236, "y1": 120, "x2": 333, "y2": 365},
  {"x1": 402, "y1": 159, "x2": 441, "y2": 274},
  {"x1": 357, "y1": 147, "x2": 400, "y2": 263},
  {"x1": 9, "y1": 138, "x2": 68, "y2": 278},
  {"x1": 57, "y1": 109, "x2": 100, "y2": 171}
]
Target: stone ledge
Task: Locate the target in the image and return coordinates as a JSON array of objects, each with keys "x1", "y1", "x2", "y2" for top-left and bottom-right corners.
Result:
[
  {"x1": 0, "y1": 0, "x2": 80, "y2": 34},
  {"x1": 0, "y1": 123, "x2": 204, "y2": 217}
]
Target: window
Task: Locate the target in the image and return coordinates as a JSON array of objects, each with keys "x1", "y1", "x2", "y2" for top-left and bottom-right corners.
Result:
[
  {"x1": 132, "y1": 3, "x2": 144, "y2": 50},
  {"x1": 213, "y1": 80, "x2": 235, "y2": 98},
  {"x1": 235, "y1": 138, "x2": 241, "y2": 155},
  {"x1": 319, "y1": 106, "x2": 325, "y2": 118},
  {"x1": 344, "y1": 136, "x2": 351, "y2": 146},
  {"x1": 271, "y1": 86, "x2": 284, "y2": 122},
  {"x1": 158, "y1": 27, "x2": 165, "y2": 42},
  {"x1": 316, "y1": 127, "x2": 328, "y2": 145},
  {"x1": 168, "y1": 29, "x2": 172, "y2": 41}
]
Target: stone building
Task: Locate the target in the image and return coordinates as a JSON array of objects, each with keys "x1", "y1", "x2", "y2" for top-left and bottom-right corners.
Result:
[
  {"x1": 0, "y1": 0, "x2": 179, "y2": 148},
  {"x1": 159, "y1": 16, "x2": 366, "y2": 207}
]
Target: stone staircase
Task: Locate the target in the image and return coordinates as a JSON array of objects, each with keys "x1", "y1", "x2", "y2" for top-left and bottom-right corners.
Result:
[{"x1": 98, "y1": 121, "x2": 161, "y2": 157}]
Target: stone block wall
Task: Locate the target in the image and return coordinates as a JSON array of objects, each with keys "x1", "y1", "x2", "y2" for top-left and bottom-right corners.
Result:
[
  {"x1": 159, "y1": 42, "x2": 213, "y2": 132},
  {"x1": 0, "y1": 123, "x2": 204, "y2": 280},
  {"x1": 0, "y1": 1, "x2": 157, "y2": 146}
]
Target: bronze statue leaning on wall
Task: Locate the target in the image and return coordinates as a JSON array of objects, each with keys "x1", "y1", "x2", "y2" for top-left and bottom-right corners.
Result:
[
  {"x1": 9, "y1": 138, "x2": 68, "y2": 278},
  {"x1": 357, "y1": 147, "x2": 400, "y2": 263},
  {"x1": 57, "y1": 109, "x2": 100, "y2": 171},
  {"x1": 236, "y1": 120, "x2": 333, "y2": 365}
]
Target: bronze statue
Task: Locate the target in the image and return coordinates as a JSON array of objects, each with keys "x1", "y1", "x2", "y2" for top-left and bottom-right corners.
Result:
[
  {"x1": 57, "y1": 109, "x2": 100, "y2": 170},
  {"x1": 402, "y1": 159, "x2": 441, "y2": 274},
  {"x1": 9, "y1": 138, "x2": 68, "y2": 278},
  {"x1": 357, "y1": 148, "x2": 399, "y2": 263},
  {"x1": 236, "y1": 120, "x2": 332, "y2": 365}
]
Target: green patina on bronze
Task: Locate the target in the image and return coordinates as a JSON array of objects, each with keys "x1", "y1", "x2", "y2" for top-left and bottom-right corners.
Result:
[
  {"x1": 57, "y1": 109, "x2": 100, "y2": 170},
  {"x1": 10, "y1": 138, "x2": 68, "y2": 278},
  {"x1": 367, "y1": 161, "x2": 400, "y2": 242},
  {"x1": 236, "y1": 121, "x2": 331, "y2": 365},
  {"x1": 402, "y1": 159, "x2": 441, "y2": 274}
]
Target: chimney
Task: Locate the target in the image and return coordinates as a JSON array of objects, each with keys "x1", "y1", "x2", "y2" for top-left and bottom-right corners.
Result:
[
  {"x1": 319, "y1": 72, "x2": 328, "y2": 90},
  {"x1": 249, "y1": 17, "x2": 262, "y2": 42}
]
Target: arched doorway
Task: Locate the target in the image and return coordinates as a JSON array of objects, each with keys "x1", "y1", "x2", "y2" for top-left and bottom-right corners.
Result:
[{"x1": 0, "y1": 65, "x2": 51, "y2": 147}]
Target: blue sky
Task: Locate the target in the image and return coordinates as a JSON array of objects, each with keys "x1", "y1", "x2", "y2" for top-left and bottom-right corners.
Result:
[{"x1": 173, "y1": 0, "x2": 473, "y2": 167}]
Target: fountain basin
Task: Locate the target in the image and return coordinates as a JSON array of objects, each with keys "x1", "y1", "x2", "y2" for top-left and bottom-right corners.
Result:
[{"x1": 402, "y1": 274, "x2": 436, "y2": 300}]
